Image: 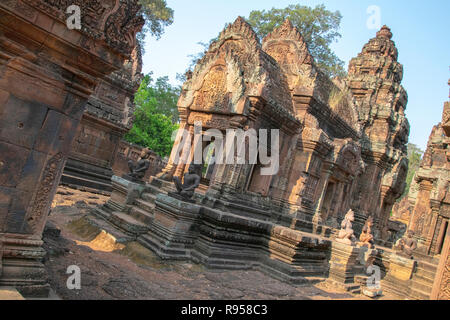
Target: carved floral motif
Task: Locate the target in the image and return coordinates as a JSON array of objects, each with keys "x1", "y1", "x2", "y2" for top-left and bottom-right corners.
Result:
[{"x1": 26, "y1": 153, "x2": 65, "y2": 234}]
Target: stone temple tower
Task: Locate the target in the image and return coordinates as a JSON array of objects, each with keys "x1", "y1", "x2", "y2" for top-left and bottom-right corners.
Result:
[{"x1": 346, "y1": 26, "x2": 410, "y2": 241}]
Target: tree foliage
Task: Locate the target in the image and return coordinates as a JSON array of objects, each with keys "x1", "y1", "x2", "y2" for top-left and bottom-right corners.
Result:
[
  {"x1": 124, "y1": 74, "x2": 179, "y2": 157},
  {"x1": 401, "y1": 143, "x2": 424, "y2": 198},
  {"x1": 247, "y1": 4, "x2": 345, "y2": 78},
  {"x1": 137, "y1": 0, "x2": 174, "y2": 53},
  {"x1": 180, "y1": 4, "x2": 345, "y2": 81}
]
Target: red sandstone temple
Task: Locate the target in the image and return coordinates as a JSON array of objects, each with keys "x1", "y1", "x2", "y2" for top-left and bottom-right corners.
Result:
[{"x1": 0, "y1": 1, "x2": 448, "y2": 300}]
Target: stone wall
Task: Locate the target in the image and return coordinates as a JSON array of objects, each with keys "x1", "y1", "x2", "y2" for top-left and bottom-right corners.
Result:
[{"x1": 61, "y1": 43, "x2": 143, "y2": 193}]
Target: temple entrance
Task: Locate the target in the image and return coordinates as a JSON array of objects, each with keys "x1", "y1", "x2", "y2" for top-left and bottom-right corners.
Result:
[
  {"x1": 437, "y1": 220, "x2": 448, "y2": 255},
  {"x1": 247, "y1": 161, "x2": 272, "y2": 196},
  {"x1": 202, "y1": 142, "x2": 216, "y2": 185},
  {"x1": 321, "y1": 181, "x2": 336, "y2": 219}
]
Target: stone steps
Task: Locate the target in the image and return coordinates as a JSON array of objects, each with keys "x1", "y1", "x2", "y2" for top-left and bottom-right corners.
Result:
[
  {"x1": 138, "y1": 233, "x2": 192, "y2": 260},
  {"x1": 146, "y1": 180, "x2": 171, "y2": 194},
  {"x1": 417, "y1": 260, "x2": 438, "y2": 273},
  {"x1": 411, "y1": 278, "x2": 433, "y2": 295},
  {"x1": 141, "y1": 192, "x2": 157, "y2": 202},
  {"x1": 408, "y1": 259, "x2": 437, "y2": 300},
  {"x1": 408, "y1": 260, "x2": 437, "y2": 300},
  {"x1": 110, "y1": 211, "x2": 149, "y2": 236},
  {"x1": 135, "y1": 198, "x2": 155, "y2": 213},
  {"x1": 129, "y1": 205, "x2": 154, "y2": 225},
  {"x1": 92, "y1": 206, "x2": 112, "y2": 221},
  {"x1": 61, "y1": 172, "x2": 112, "y2": 192},
  {"x1": 413, "y1": 270, "x2": 436, "y2": 284},
  {"x1": 409, "y1": 287, "x2": 432, "y2": 300}
]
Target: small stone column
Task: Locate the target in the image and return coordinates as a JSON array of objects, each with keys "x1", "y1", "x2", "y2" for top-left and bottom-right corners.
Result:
[
  {"x1": 327, "y1": 241, "x2": 360, "y2": 291},
  {"x1": 424, "y1": 201, "x2": 440, "y2": 254},
  {"x1": 312, "y1": 165, "x2": 334, "y2": 225}
]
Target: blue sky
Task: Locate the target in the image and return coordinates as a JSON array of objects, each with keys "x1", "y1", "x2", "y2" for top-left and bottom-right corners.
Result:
[{"x1": 142, "y1": 0, "x2": 450, "y2": 151}]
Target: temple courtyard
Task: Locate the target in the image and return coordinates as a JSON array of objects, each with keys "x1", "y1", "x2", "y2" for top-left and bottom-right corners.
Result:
[{"x1": 41, "y1": 186, "x2": 396, "y2": 300}]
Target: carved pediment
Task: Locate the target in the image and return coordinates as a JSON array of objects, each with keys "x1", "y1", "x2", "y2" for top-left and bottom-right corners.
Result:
[
  {"x1": 178, "y1": 17, "x2": 294, "y2": 119},
  {"x1": 22, "y1": 0, "x2": 144, "y2": 55}
]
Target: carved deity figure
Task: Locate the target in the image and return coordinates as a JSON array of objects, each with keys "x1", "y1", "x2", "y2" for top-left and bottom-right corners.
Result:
[
  {"x1": 395, "y1": 230, "x2": 417, "y2": 258},
  {"x1": 172, "y1": 164, "x2": 202, "y2": 200},
  {"x1": 359, "y1": 216, "x2": 375, "y2": 248},
  {"x1": 126, "y1": 148, "x2": 151, "y2": 181},
  {"x1": 336, "y1": 209, "x2": 357, "y2": 245}
]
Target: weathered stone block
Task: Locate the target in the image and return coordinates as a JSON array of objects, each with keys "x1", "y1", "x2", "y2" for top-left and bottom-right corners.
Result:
[
  {"x1": 328, "y1": 241, "x2": 360, "y2": 286},
  {"x1": 0, "y1": 141, "x2": 30, "y2": 188},
  {"x1": 15, "y1": 150, "x2": 47, "y2": 193},
  {"x1": 0, "y1": 95, "x2": 48, "y2": 149},
  {"x1": 386, "y1": 253, "x2": 416, "y2": 281},
  {"x1": 34, "y1": 110, "x2": 78, "y2": 156}
]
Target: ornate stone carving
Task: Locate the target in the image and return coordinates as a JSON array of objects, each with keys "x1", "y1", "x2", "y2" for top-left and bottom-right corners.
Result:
[
  {"x1": 359, "y1": 216, "x2": 375, "y2": 248},
  {"x1": 25, "y1": 0, "x2": 144, "y2": 55},
  {"x1": 26, "y1": 153, "x2": 65, "y2": 234},
  {"x1": 336, "y1": 209, "x2": 357, "y2": 246}
]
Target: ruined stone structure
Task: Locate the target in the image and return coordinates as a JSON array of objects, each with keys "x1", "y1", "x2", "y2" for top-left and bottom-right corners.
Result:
[
  {"x1": 92, "y1": 18, "x2": 414, "y2": 294},
  {"x1": 0, "y1": 0, "x2": 143, "y2": 296},
  {"x1": 408, "y1": 116, "x2": 449, "y2": 256},
  {"x1": 407, "y1": 80, "x2": 449, "y2": 300},
  {"x1": 155, "y1": 20, "x2": 409, "y2": 243},
  {"x1": 61, "y1": 43, "x2": 143, "y2": 193}
]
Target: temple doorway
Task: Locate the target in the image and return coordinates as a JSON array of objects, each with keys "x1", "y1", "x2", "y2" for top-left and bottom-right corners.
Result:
[
  {"x1": 321, "y1": 181, "x2": 336, "y2": 219},
  {"x1": 437, "y1": 220, "x2": 449, "y2": 255}
]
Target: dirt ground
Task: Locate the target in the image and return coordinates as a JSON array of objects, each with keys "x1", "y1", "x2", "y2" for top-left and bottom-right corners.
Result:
[{"x1": 43, "y1": 186, "x2": 393, "y2": 300}]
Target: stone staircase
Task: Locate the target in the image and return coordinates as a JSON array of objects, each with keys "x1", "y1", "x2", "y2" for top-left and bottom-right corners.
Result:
[
  {"x1": 409, "y1": 260, "x2": 438, "y2": 300},
  {"x1": 91, "y1": 184, "x2": 162, "y2": 239}
]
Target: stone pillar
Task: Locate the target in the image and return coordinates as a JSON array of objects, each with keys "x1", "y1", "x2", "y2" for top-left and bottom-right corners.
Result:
[
  {"x1": 327, "y1": 242, "x2": 360, "y2": 291},
  {"x1": 409, "y1": 179, "x2": 434, "y2": 248},
  {"x1": 157, "y1": 109, "x2": 190, "y2": 181},
  {"x1": 425, "y1": 201, "x2": 441, "y2": 254},
  {"x1": 312, "y1": 165, "x2": 334, "y2": 225},
  {"x1": 174, "y1": 124, "x2": 194, "y2": 178},
  {"x1": 0, "y1": 0, "x2": 143, "y2": 296}
]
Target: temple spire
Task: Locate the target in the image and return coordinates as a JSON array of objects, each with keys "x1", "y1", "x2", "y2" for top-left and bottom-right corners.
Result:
[{"x1": 376, "y1": 25, "x2": 393, "y2": 40}]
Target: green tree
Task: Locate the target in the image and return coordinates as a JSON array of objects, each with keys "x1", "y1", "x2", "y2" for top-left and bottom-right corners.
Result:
[
  {"x1": 247, "y1": 4, "x2": 345, "y2": 78},
  {"x1": 137, "y1": 0, "x2": 174, "y2": 53},
  {"x1": 125, "y1": 74, "x2": 179, "y2": 157},
  {"x1": 180, "y1": 4, "x2": 345, "y2": 81},
  {"x1": 402, "y1": 143, "x2": 424, "y2": 198}
]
